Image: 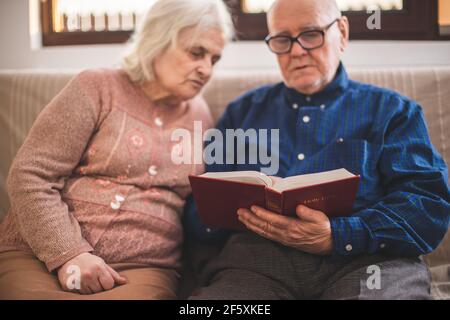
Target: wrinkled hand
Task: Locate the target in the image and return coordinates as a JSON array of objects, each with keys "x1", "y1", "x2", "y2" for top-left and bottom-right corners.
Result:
[
  {"x1": 57, "y1": 252, "x2": 127, "y2": 295},
  {"x1": 237, "y1": 205, "x2": 333, "y2": 255}
]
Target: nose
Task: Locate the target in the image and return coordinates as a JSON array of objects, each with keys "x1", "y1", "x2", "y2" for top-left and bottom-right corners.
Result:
[
  {"x1": 197, "y1": 58, "x2": 213, "y2": 79},
  {"x1": 290, "y1": 40, "x2": 308, "y2": 57}
]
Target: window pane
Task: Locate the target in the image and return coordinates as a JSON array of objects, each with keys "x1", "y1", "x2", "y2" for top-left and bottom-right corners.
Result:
[
  {"x1": 53, "y1": 0, "x2": 155, "y2": 32},
  {"x1": 243, "y1": 0, "x2": 404, "y2": 13},
  {"x1": 439, "y1": 0, "x2": 450, "y2": 35}
]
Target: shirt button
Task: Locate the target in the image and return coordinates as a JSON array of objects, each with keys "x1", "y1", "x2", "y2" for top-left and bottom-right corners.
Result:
[
  {"x1": 293, "y1": 103, "x2": 299, "y2": 110},
  {"x1": 297, "y1": 153, "x2": 305, "y2": 161},
  {"x1": 206, "y1": 228, "x2": 212, "y2": 233},
  {"x1": 148, "y1": 165, "x2": 158, "y2": 176},
  {"x1": 305, "y1": 96, "x2": 311, "y2": 102},
  {"x1": 337, "y1": 138, "x2": 344, "y2": 143},
  {"x1": 345, "y1": 244, "x2": 353, "y2": 252},
  {"x1": 302, "y1": 116, "x2": 311, "y2": 123},
  {"x1": 154, "y1": 117, "x2": 163, "y2": 127},
  {"x1": 320, "y1": 104, "x2": 326, "y2": 110},
  {"x1": 380, "y1": 243, "x2": 386, "y2": 249}
]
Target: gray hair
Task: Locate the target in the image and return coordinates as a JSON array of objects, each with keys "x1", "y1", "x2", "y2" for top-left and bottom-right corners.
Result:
[{"x1": 122, "y1": 0, "x2": 234, "y2": 84}]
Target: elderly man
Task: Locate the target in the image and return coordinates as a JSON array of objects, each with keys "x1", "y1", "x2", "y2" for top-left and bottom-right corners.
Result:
[{"x1": 185, "y1": 0, "x2": 450, "y2": 299}]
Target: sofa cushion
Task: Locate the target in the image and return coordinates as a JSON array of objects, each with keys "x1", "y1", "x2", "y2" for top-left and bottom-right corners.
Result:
[{"x1": 1, "y1": 68, "x2": 449, "y2": 298}]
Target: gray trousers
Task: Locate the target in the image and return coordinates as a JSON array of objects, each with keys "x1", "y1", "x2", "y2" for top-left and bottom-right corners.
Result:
[{"x1": 189, "y1": 232, "x2": 432, "y2": 300}]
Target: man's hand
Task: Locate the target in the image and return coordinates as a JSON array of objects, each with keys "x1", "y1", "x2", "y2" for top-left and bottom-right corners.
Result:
[
  {"x1": 237, "y1": 205, "x2": 333, "y2": 255},
  {"x1": 57, "y1": 252, "x2": 127, "y2": 295}
]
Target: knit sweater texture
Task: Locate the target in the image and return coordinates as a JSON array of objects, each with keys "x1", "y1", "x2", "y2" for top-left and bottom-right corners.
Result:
[{"x1": 0, "y1": 69, "x2": 212, "y2": 271}]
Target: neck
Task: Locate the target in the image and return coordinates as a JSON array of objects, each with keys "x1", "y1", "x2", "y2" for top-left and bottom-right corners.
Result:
[{"x1": 141, "y1": 81, "x2": 182, "y2": 107}]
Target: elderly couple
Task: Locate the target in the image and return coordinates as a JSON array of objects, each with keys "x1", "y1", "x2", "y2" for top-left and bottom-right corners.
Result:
[{"x1": 0, "y1": 0, "x2": 449, "y2": 300}]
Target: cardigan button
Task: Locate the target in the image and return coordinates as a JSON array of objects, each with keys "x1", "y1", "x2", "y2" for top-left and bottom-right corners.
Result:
[
  {"x1": 110, "y1": 200, "x2": 121, "y2": 210},
  {"x1": 154, "y1": 117, "x2": 163, "y2": 127},
  {"x1": 115, "y1": 194, "x2": 125, "y2": 202},
  {"x1": 148, "y1": 165, "x2": 158, "y2": 176},
  {"x1": 111, "y1": 193, "x2": 126, "y2": 210}
]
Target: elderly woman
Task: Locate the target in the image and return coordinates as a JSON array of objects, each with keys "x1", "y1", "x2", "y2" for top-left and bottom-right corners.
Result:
[{"x1": 0, "y1": 0, "x2": 233, "y2": 299}]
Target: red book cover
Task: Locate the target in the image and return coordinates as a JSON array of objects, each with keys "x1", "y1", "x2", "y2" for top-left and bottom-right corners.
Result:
[{"x1": 189, "y1": 172, "x2": 360, "y2": 231}]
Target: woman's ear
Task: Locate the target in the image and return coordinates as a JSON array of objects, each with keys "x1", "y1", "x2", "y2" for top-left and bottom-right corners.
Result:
[{"x1": 338, "y1": 16, "x2": 350, "y2": 53}]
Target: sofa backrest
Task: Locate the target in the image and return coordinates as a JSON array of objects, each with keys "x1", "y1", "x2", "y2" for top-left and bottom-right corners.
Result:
[{"x1": 1, "y1": 67, "x2": 449, "y2": 265}]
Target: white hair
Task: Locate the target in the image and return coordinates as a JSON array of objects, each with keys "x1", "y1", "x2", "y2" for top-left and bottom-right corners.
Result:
[{"x1": 122, "y1": 0, "x2": 234, "y2": 84}]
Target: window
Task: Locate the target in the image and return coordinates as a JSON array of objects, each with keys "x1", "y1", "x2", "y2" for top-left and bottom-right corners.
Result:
[
  {"x1": 226, "y1": 0, "x2": 446, "y2": 40},
  {"x1": 41, "y1": 0, "x2": 155, "y2": 46},
  {"x1": 40, "y1": 0, "x2": 448, "y2": 46},
  {"x1": 440, "y1": 0, "x2": 450, "y2": 35},
  {"x1": 242, "y1": 0, "x2": 404, "y2": 13}
]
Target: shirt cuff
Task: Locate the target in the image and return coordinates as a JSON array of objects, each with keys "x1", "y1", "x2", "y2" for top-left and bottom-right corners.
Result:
[
  {"x1": 45, "y1": 240, "x2": 94, "y2": 272},
  {"x1": 330, "y1": 216, "x2": 371, "y2": 257}
]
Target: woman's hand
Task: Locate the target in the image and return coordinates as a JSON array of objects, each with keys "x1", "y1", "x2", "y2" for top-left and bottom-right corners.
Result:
[{"x1": 57, "y1": 252, "x2": 127, "y2": 295}]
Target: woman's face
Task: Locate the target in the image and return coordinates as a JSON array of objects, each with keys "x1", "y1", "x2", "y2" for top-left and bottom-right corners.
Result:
[{"x1": 152, "y1": 26, "x2": 226, "y2": 101}]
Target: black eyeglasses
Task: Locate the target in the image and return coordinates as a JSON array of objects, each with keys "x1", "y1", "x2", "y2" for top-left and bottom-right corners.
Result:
[{"x1": 265, "y1": 18, "x2": 340, "y2": 55}]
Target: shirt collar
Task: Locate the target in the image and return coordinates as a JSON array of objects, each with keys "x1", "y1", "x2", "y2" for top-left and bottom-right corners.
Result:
[{"x1": 284, "y1": 62, "x2": 349, "y2": 108}]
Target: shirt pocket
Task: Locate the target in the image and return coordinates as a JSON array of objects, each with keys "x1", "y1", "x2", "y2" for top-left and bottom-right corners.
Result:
[
  {"x1": 334, "y1": 139, "x2": 380, "y2": 176},
  {"x1": 334, "y1": 139, "x2": 383, "y2": 206}
]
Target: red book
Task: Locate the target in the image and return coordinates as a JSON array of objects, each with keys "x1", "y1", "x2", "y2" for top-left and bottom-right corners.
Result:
[{"x1": 189, "y1": 168, "x2": 360, "y2": 230}]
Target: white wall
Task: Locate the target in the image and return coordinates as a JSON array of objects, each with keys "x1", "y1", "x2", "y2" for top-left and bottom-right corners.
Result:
[{"x1": 1, "y1": 0, "x2": 450, "y2": 71}]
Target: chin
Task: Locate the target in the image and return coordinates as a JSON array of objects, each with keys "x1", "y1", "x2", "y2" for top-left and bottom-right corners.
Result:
[
  {"x1": 177, "y1": 90, "x2": 200, "y2": 101},
  {"x1": 289, "y1": 78, "x2": 322, "y2": 94}
]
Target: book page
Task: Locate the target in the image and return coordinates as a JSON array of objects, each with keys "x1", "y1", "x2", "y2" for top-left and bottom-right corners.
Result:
[
  {"x1": 270, "y1": 168, "x2": 355, "y2": 192},
  {"x1": 201, "y1": 171, "x2": 273, "y2": 186}
]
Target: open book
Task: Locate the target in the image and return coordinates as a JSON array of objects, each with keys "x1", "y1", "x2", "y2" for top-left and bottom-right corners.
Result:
[{"x1": 189, "y1": 168, "x2": 360, "y2": 230}]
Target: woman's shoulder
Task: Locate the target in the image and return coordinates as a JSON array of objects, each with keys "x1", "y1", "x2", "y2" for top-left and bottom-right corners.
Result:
[
  {"x1": 187, "y1": 95, "x2": 214, "y2": 127},
  {"x1": 189, "y1": 95, "x2": 212, "y2": 116},
  {"x1": 70, "y1": 68, "x2": 134, "y2": 104},
  {"x1": 74, "y1": 68, "x2": 127, "y2": 85}
]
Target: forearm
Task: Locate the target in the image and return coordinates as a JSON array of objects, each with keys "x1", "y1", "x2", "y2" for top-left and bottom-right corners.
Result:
[
  {"x1": 7, "y1": 163, "x2": 94, "y2": 271},
  {"x1": 330, "y1": 189, "x2": 450, "y2": 257},
  {"x1": 6, "y1": 72, "x2": 101, "y2": 271}
]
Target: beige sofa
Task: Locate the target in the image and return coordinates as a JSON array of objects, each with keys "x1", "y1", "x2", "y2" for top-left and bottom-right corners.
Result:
[{"x1": 1, "y1": 67, "x2": 449, "y2": 299}]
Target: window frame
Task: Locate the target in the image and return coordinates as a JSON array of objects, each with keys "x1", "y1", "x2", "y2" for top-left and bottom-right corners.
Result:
[
  {"x1": 40, "y1": 0, "x2": 448, "y2": 46},
  {"x1": 225, "y1": 0, "x2": 447, "y2": 41},
  {"x1": 41, "y1": 0, "x2": 133, "y2": 46}
]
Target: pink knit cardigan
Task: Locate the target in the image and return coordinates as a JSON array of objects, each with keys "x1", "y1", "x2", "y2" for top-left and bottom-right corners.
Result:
[{"x1": 0, "y1": 69, "x2": 213, "y2": 271}]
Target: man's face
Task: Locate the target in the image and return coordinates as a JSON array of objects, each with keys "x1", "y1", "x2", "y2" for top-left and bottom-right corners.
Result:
[{"x1": 267, "y1": 0, "x2": 349, "y2": 95}]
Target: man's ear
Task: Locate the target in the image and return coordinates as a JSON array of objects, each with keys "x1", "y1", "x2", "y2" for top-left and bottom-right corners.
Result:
[{"x1": 338, "y1": 16, "x2": 349, "y2": 53}]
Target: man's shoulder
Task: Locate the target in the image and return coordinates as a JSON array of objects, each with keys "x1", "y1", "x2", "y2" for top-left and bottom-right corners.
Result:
[
  {"x1": 348, "y1": 79, "x2": 421, "y2": 112},
  {"x1": 229, "y1": 82, "x2": 285, "y2": 106}
]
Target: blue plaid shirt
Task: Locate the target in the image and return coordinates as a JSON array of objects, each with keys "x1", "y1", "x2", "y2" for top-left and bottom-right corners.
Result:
[{"x1": 184, "y1": 63, "x2": 450, "y2": 257}]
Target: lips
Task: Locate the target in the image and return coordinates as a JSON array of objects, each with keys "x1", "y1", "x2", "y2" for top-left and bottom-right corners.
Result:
[
  {"x1": 190, "y1": 79, "x2": 205, "y2": 88},
  {"x1": 293, "y1": 65, "x2": 311, "y2": 71}
]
